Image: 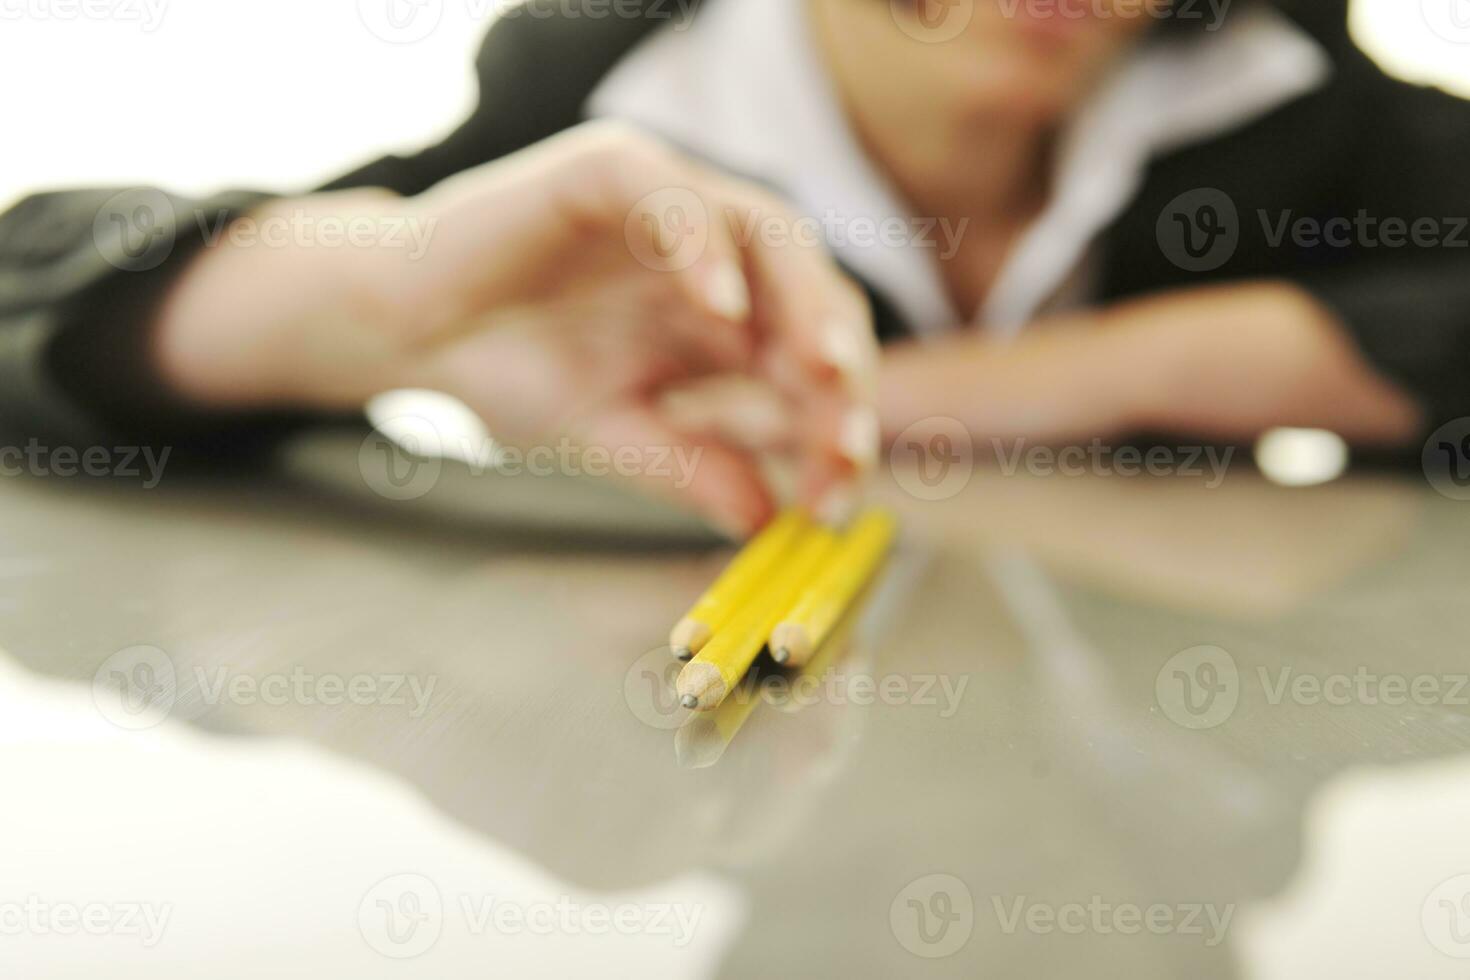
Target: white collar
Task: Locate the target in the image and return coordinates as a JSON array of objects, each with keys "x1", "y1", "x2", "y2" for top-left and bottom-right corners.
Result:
[{"x1": 587, "y1": 0, "x2": 1331, "y2": 336}]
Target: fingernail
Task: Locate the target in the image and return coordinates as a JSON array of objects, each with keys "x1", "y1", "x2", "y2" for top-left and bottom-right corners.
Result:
[
  {"x1": 704, "y1": 262, "x2": 751, "y2": 322},
  {"x1": 839, "y1": 406, "x2": 880, "y2": 471},
  {"x1": 820, "y1": 318, "x2": 873, "y2": 388},
  {"x1": 814, "y1": 482, "x2": 861, "y2": 529}
]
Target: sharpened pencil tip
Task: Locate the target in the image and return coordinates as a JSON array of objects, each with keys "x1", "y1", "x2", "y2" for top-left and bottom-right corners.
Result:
[
  {"x1": 680, "y1": 694, "x2": 699, "y2": 710},
  {"x1": 771, "y1": 647, "x2": 791, "y2": 665},
  {"x1": 672, "y1": 646, "x2": 692, "y2": 661}
]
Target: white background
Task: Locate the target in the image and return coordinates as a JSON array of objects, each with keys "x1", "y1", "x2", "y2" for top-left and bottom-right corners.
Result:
[{"x1": 0, "y1": 0, "x2": 1467, "y2": 211}]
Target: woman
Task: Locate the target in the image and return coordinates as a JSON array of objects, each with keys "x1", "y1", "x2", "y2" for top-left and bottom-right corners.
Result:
[{"x1": 2, "y1": 0, "x2": 1465, "y2": 527}]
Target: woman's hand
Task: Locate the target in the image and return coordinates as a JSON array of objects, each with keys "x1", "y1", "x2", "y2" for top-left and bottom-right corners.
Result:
[
  {"x1": 152, "y1": 122, "x2": 879, "y2": 535},
  {"x1": 879, "y1": 282, "x2": 1422, "y2": 448}
]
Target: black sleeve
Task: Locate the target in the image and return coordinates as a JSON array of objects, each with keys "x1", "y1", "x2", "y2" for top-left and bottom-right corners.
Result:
[
  {"x1": 0, "y1": 186, "x2": 308, "y2": 456},
  {"x1": 1293, "y1": 61, "x2": 1470, "y2": 433}
]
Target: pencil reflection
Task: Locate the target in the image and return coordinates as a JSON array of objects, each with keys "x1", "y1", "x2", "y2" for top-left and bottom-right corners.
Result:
[{"x1": 675, "y1": 668, "x2": 764, "y2": 768}]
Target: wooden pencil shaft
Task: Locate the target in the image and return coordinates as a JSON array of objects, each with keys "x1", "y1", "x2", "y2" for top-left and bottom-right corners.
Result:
[
  {"x1": 776, "y1": 511, "x2": 895, "y2": 667},
  {"x1": 681, "y1": 528, "x2": 837, "y2": 709},
  {"x1": 669, "y1": 618, "x2": 711, "y2": 657},
  {"x1": 667, "y1": 510, "x2": 808, "y2": 655}
]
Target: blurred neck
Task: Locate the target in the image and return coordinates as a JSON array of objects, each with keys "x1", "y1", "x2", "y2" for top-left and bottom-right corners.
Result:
[{"x1": 809, "y1": 8, "x2": 1054, "y2": 229}]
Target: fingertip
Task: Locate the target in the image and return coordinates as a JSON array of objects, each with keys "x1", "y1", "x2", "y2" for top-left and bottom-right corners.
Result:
[
  {"x1": 818, "y1": 315, "x2": 879, "y2": 394},
  {"x1": 706, "y1": 489, "x2": 775, "y2": 541},
  {"x1": 700, "y1": 261, "x2": 752, "y2": 323},
  {"x1": 839, "y1": 405, "x2": 881, "y2": 473},
  {"x1": 795, "y1": 454, "x2": 863, "y2": 529},
  {"x1": 812, "y1": 481, "x2": 862, "y2": 529},
  {"x1": 681, "y1": 446, "x2": 776, "y2": 540}
]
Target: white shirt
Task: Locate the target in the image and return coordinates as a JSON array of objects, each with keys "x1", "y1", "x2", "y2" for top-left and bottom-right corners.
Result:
[{"x1": 586, "y1": 0, "x2": 1331, "y2": 337}]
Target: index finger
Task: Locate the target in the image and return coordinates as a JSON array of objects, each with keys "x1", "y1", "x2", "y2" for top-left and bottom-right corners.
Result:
[{"x1": 708, "y1": 182, "x2": 881, "y2": 519}]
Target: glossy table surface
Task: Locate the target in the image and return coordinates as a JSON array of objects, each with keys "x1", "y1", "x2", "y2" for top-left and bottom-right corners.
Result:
[{"x1": 2, "y1": 427, "x2": 1469, "y2": 979}]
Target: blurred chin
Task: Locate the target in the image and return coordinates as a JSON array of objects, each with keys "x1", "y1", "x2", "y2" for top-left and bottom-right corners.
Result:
[
  {"x1": 948, "y1": 47, "x2": 1096, "y2": 123},
  {"x1": 968, "y1": 20, "x2": 1135, "y2": 117}
]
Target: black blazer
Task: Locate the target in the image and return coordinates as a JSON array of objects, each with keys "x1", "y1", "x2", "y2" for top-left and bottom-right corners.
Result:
[{"x1": 2, "y1": 0, "x2": 1467, "y2": 451}]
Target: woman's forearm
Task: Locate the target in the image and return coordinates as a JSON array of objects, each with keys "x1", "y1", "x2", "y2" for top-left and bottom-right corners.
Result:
[
  {"x1": 878, "y1": 282, "x2": 1424, "y2": 448},
  {"x1": 1116, "y1": 283, "x2": 1422, "y2": 445},
  {"x1": 151, "y1": 190, "x2": 414, "y2": 414},
  {"x1": 878, "y1": 309, "x2": 1155, "y2": 445}
]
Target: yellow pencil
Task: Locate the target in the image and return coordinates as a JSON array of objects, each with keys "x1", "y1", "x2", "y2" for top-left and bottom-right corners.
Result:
[
  {"x1": 677, "y1": 525, "x2": 839, "y2": 711},
  {"x1": 770, "y1": 596, "x2": 862, "y2": 715},
  {"x1": 770, "y1": 510, "x2": 897, "y2": 668},
  {"x1": 669, "y1": 509, "x2": 810, "y2": 660}
]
